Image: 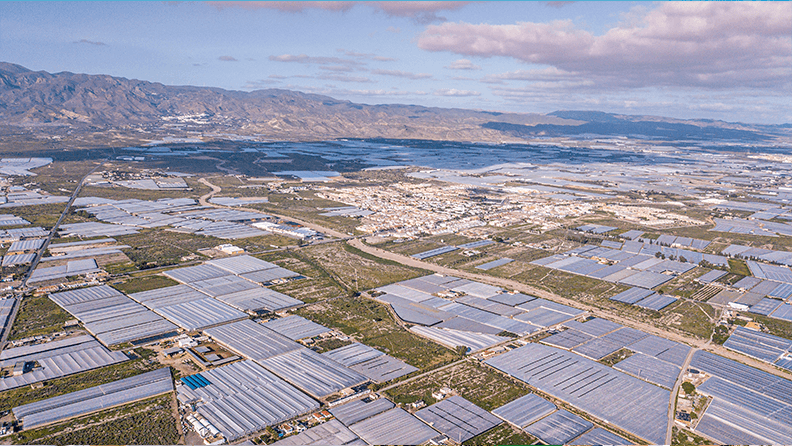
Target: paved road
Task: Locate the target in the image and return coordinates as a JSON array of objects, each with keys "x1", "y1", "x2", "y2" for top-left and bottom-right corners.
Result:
[
  {"x1": 20, "y1": 161, "x2": 105, "y2": 289},
  {"x1": 666, "y1": 347, "x2": 697, "y2": 444},
  {"x1": 346, "y1": 238, "x2": 792, "y2": 379},
  {"x1": 198, "y1": 177, "x2": 350, "y2": 239}
]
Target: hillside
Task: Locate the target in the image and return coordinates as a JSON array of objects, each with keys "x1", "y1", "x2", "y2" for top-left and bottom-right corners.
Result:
[{"x1": 0, "y1": 62, "x2": 782, "y2": 142}]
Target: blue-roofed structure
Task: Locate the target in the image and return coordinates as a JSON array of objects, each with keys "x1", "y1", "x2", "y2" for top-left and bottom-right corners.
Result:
[{"x1": 181, "y1": 373, "x2": 211, "y2": 390}]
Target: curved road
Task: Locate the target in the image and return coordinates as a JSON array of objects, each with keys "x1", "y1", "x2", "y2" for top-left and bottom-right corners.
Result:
[
  {"x1": 347, "y1": 238, "x2": 792, "y2": 379},
  {"x1": 198, "y1": 177, "x2": 349, "y2": 239}
]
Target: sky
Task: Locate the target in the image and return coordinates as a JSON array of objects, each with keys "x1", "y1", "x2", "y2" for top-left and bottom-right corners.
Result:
[{"x1": 1, "y1": 1, "x2": 790, "y2": 124}]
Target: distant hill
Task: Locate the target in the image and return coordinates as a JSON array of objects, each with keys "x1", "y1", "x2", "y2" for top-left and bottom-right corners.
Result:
[{"x1": 0, "y1": 62, "x2": 782, "y2": 142}]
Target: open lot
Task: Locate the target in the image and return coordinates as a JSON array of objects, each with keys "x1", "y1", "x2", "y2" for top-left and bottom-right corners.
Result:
[
  {"x1": 117, "y1": 230, "x2": 225, "y2": 269},
  {"x1": 7, "y1": 295, "x2": 72, "y2": 340},
  {"x1": 462, "y1": 422, "x2": 535, "y2": 446},
  {"x1": 385, "y1": 360, "x2": 530, "y2": 411},
  {"x1": 11, "y1": 393, "x2": 179, "y2": 445},
  {"x1": 296, "y1": 296, "x2": 457, "y2": 370},
  {"x1": 298, "y1": 242, "x2": 430, "y2": 292}
]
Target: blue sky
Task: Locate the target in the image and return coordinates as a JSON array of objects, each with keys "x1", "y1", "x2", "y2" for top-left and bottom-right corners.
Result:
[{"x1": 1, "y1": 1, "x2": 790, "y2": 124}]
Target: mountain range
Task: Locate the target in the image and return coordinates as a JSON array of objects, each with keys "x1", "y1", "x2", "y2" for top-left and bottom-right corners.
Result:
[{"x1": 0, "y1": 62, "x2": 786, "y2": 142}]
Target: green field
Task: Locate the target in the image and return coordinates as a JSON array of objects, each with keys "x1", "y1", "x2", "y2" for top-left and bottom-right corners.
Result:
[
  {"x1": 385, "y1": 360, "x2": 530, "y2": 411},
  {"x1": 664, "y1": 300, "x2": 718, "y2": 340},
  {"x1": 299, "y1": 242, "x2": 430, "y2": 292},
  {"x1": 462, "y1": 423, "x2": 535, "y2": 446},
  {"x1": 12, "y1": 394, "x2": 179, "y2": 446},
  {"x1": 110, "y1": 274, "x2": 180, "y2": 294},
  {"x1": 117, "y1": 229, "x2": 224, "y2": 269},
  {"x1": 296, "y1": 296, "x2": 457, "y2": 370},
  {"x1": 0, "y1": 348, "x2": 162, "y2": 413},
  {"x1": 260, "y1": 251, "x2": 348, "y2": 303},
  {"x1": 7, "y1": 295, "x2": 71, "y2": 340}
]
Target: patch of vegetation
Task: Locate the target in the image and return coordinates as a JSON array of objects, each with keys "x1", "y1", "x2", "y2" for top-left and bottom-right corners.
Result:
[
  {"x1": 118, "y1": 229, "x2": 223, "y2": 269},
  {"x1": 682, "y1": 382, "x2": 696, "y2": 395},
  {"x1": 462, "y1": 423, "x2": 535, "y2": 446},
  {"x1": 712, "y1": 324, "x2": 730, "y2": 344},
  {"x1": 747, "y1": 313, "x2": 792, "y2": 340},
  {"x1": 665, "y1": 300, "x2": 717, "y2": 340},
  {"x1": 308, "y1": 336, "x2": 353, "y2": 353},
  {"x1": 385, "y1": 360, "x2": 530, "y2": 411},
  {"x1": 296, "y1": 296, "x2": 457, "y2": 370},
  {"x1": 261, "y1": 251, "x2": 347, "y2": 303},
  {"x1": 728, "y1": 258, "x2": 750, "y2": 276},
  {"x1": 111, "y1": 274, "x2": 180, "y2": 294},
  {"x1": 12, "y1": 394, "x2": 179, "y2": 445},
  {"x1": 7, "y1": 295, "x2": 71, "y2": 340},
  {"x1": 2, "y1": 203, "x2": 65, "y2": 229},
  {"x1": 0, "y1": 348, "x2": 161, "y2": 413},
  {"x1": 299, "y1": 242, "x2": 430, "y2": 292},
  {"x1": 671, "y1": 426, "x2": 709, "y2": 446},
  {"x1": 600, "y1": 348, "x2": 634, "y2": 367},
  {"x1": 509, "y1": 265, "x2": 623, "y2": 303}
]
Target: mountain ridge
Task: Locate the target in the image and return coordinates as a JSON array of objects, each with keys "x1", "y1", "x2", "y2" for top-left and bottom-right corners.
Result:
[{"x1": 0, "y1": 62, "x2": 784, "y2": 142}]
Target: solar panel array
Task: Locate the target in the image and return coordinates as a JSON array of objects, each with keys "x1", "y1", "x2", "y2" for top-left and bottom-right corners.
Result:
[
  {"x1": 696, "y1": 269, "x2": 727, "y2": 284},
  {"x1": 29, "y1": 258, "x2": 103, "y2": 283},
  {"x1": 722, "y1": 244, "x2": 792, "y2": 267},
  {"x1": 613, "y1": 353, "x2": 680, "y2": 389},
  {"x1": 263, "y1": 315, "x2": 331, "y2": 340},
  {"x1": 577, "y1": 224, "x2": 617, "y2": 234},
  {"x1": 161, "y1": 256, "x2": 302, "y2": 312},
  {"x1": 177, "y1": 360, "x2": 320, "y2": 441},
  {"x1": 0, "y1": 335, "x2": 128, "y2": 391},
  {"x1": 74, "y1": 197, "x2": 272, "y2": 239},
  {"x1": 330, "y1": 397, "x2": 395, "y2": 426},
  {"x1": 0, "y1": 298, "x2": 15, "y2": 337},
  {"x1": 475, "y1": 258, "x2": 514, "y2": 270},
  {"x1": 691, "y1": 350, "x2": 792, "y2": 444},
  {"x1": 415, "y1": 396, "x2": 501, "y2": 442},
  {"x1": 49, "y1": 285, "x2": 178, "y2": 345},
  {"x1": 411, "y1": 246, "x2": 458, "y2": 259},
  {"x1": 14, "y1": 367, "x2": 173, "y2": 429},
  {"x1": 491, "y1": 393, "x2": 556, "y2": 428},
  {"x1": 272, "y1": 419, "x2": 361, "y2": 445},
  {"x1": 410, "y1": 326, "x2": 508, "y2": 352},
  {"x1": 205, "y1": 320, "x2": 370, "y2": 399},
  {"x1": 723, "y1": 326, "x2": 792, "y2": 370},
  {"x1": 348, "y1": 408, "x2": 438, "y2": 446},
  {"x1": 524, "y1": 409, "x2": 593, "y2": 445},
  {"x1": 486, "y1": 343, "x2": 669, "y2": 445},
  {"x1": 322, "y1": 343, "x2": 418, "y2": 383},
  {"x1": 376, "y1": 275, "x2": 581, "y2": 343},
  {"x1": 0, "y1": 214, "x2": 30, "y2": 226},
  {"x1": 261, "y1": 348, "x2": 369, "y2": 398},
  {"x1": 712, "y1": 217, "x2": 792, "y2": 237}
]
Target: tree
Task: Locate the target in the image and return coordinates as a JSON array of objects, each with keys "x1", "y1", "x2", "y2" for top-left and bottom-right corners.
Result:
[
  {"x1": 682, "y1": 382, "x2": 696, "y2": 395},
  {"x1": 455, "y1": 345, "x2": 468, "y2": 356}
]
